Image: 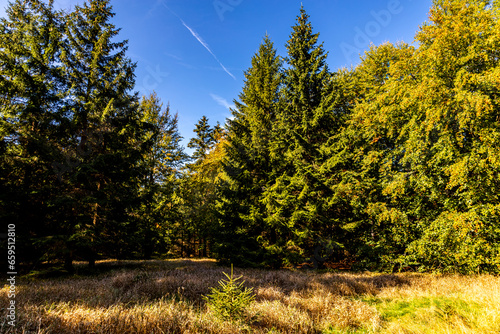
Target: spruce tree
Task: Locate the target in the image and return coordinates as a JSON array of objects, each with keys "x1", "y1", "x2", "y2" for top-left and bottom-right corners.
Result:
[
  {"x1": 0, "y1": 0, "x2": 70, "y2": 268},
  {"x1": 215, "y1": 36, "x2": 282, "y2": 267},
  {"x1": 140, "y1": 93, "x2": 186, "y2": 184},
  {"x1": 137, "y1": 93, "x2": 187, "y2": 258},
  {"x1": 262, "y1": 6, "x2": 338, "y2": 266},
  {"x1": 188, "y1": 115, "x2": 215, "y2": 163},
  {"x1": 58, "y1": 0, "x2": 143, "y2": 267},
  {"x1": 178, "y1": 118, "x2": 225, "y2": 258}
]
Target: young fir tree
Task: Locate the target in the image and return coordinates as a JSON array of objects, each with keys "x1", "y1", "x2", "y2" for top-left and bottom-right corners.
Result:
[
  {"x1": 0, "y1": 0, "x2": 71, "y2": 268},
  {"x1": 59, "y1": 0, "x2": 144, "y2": 267},
  {"x1": 215, "y1": 36, "x2": 282, "y2": 267},
  {"x1": 203, "y1": 264, "x2": 255, "y2": 321},
  {"x1": 262, "y1": 6, "x2": 338, "y2": 266}
]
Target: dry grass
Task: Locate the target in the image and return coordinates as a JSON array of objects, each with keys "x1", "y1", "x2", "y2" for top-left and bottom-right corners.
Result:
[{"x1": 1, "y1": 259, "x2": 499, "y2": 333}]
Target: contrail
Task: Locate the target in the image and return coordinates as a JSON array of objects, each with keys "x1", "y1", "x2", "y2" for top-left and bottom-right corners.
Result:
[
  {"x1": 179, "y1": 19, "x2": 236, "y2": 80},
  {"x1": 210, "y1": 93, "x2": 235, "y2": 110},
  {"x1": 160, "y1": 1, "x2": 236, "y2": 80}
]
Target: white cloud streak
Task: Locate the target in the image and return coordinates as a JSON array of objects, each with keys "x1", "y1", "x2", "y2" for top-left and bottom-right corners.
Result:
[
  {"x1": 210, "y1": 94, "x2": 235, "y2": 110},
  {"x1": 160, "y1": 1, "x2": 236, "y2": 80},
  {"x1": 180, "y1": 19, "x2": 236, "y2": 80}
]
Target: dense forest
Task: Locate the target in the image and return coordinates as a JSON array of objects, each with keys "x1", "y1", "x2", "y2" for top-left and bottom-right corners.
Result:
[{"x1": 1, "y1": 0, "x2": 499, "y2": 275}]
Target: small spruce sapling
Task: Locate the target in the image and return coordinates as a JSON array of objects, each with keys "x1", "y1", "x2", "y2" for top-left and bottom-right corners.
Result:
[{"x1": 203, "y1": 264, "x2": 255, "y2": 321}]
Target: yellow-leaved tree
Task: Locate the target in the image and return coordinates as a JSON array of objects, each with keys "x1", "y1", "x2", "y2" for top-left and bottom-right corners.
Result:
[{"x1": 347, "y1": 0, "x2": 500, "y2": 273}]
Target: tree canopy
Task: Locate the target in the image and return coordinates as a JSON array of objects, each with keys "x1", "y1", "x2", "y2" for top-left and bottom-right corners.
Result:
[{"x1": 1, "y1": 0, "x2": 499, "y2": 274}]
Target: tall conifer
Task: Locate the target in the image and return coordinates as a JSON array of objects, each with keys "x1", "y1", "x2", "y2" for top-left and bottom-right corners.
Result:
[
  {"x1": 59, "y1": 0, "x2": 143, "y2": 267},
  {"x1": 215, "y1": 36, "x2": 282, "y2": 267},
  {"x1": 262, "y1": 7, "x2": 338, "y2": 266},
  {"x1": 0, "y1": 0, "x2": 69, "y2": 267},
  {"x1": 136, "y1": 93, "x2": 187, "y2": 258}
]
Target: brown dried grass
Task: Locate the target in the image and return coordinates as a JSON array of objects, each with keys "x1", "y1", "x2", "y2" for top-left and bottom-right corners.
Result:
[{"x1": 1, "y1": 259, "x2": 499, "y2": 333}]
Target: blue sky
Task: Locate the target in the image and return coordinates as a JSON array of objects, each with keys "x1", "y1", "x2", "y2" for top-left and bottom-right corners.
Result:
[{"x1": 0, "y1": 0, "x2": 433, "y2": 151}]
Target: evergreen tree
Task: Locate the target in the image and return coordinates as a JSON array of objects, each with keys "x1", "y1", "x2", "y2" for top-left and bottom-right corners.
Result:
[
  {"x1": 137, "y1": 92, "x2": 187, "y2": 258},
  {"x1": 57, "y1": 0, "x2": 144, "y2": 267},
  {"x1": 178, "y1": 118, "x2": 227, "y2": 258},
  {"x1": 0, "y1": 0, "x2": 70, "y2": 268},
  {"x1": 215, "y1": 36, "x2": 283, "y2": 267},
  {"x1": 139, "y1": 93, "x2": 186, "y2": 184},
  {"x1": 188, "y1": 115, "x2": 215, "y2": 163},
  {"x1": 262, "y1": 7, "x2": 339, "y2": 266}
]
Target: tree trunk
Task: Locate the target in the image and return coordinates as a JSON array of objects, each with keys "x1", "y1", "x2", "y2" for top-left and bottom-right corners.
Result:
[{"x1": 64, "y1": 251, "x2": 74, "y2": 274}]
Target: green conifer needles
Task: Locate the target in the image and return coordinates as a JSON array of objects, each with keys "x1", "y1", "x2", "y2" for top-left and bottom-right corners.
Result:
[{"x1": 203, "y1": 264, "x2": 255, "y2": 321}]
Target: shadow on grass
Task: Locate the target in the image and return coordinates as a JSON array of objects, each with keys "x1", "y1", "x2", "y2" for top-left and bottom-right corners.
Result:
[
  {"x1": 22, "y1": 258, "x2": 217, "y2": 279},
  {"x1": 4, "y1": 260, "x2": 497, "y2": 334},
  {"x1": 12, "y1": 259, "x2": 415, "y2": 308}
]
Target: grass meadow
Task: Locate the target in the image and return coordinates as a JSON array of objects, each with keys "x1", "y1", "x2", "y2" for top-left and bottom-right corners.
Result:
[{"x1": 1, "y1": 259, "x2": 499, "y2": 333}]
